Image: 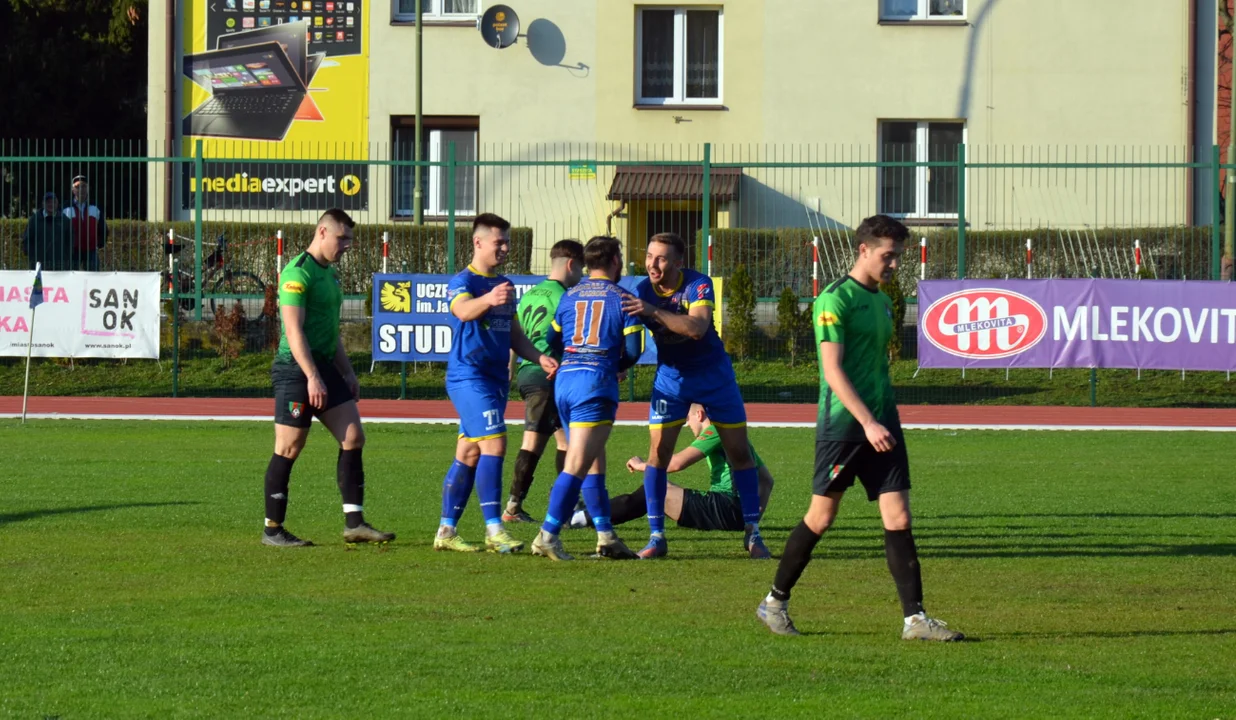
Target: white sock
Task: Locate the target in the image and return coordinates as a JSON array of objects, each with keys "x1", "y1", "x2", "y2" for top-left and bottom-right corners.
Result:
[
  {"x1": 764, "y1": 593, "x2": 782, "y2": 605},
  {"x1": 485, "y1": 523, "x2": 504, "y2": 538},
  {"x1": 570, "y1": 509, "x2": 588, "y2": 527},
  {"x1": 905, "y1": 612, "x2": 926, "y2": 625}
]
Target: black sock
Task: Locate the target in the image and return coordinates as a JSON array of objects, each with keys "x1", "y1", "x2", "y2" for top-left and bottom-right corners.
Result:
[
  {"x1": 608, "y1": 486, "x2": 648, "y2": 526},
  {"x1": 264, "y1": 453, "x2": 295, "y2": 534},
  {"x1": 509, "y1": 449, "x2": 539, "y2": 505},
  {"x1": 338, "y1": 448, "x2": 365, "y2": 529},
  {"x1": 554, "y1": 449, "x2": 567, "y2": 475},
  {"x1": 884, "y1": 528, "x2": 924, "y2": 617},
  {"x1": 769, "y1": 521, "x2": 823, "y2": 602}
]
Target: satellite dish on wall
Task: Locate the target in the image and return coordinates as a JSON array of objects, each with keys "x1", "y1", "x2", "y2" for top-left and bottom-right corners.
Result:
[{"x1": 478, "y1": 4, "x2": 519, "y2": 49}]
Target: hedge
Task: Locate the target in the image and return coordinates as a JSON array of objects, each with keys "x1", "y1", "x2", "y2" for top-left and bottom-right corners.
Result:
[
  {"x1": 0, "y1": 219, "x2": 534, "y2": 294},
  {"x1": 700, "y1": 225, "x2": 1215, "y2": 298}
]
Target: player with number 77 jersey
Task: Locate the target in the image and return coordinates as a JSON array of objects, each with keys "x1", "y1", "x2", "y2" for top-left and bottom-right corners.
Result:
[{"x1": 530, "y1": 236, "x2": 646, "y2": 561}]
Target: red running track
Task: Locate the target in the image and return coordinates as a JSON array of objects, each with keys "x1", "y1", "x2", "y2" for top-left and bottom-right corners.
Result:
[{"x1": 2, "y1": 396, "x2": 1235, "y2": 429}]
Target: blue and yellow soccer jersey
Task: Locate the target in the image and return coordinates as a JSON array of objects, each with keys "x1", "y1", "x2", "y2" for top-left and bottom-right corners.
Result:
[
  {"x1": 549, "y1": 278, "x2": 645, "y2": 378},
  {"x1": 445, "y1": 264, "x2": 515, "y2": 385},
  {"x1": 547, "y1": 277, "x2": 644, "y2": 429},
  {"x1": 635, "y1": 268, "x2": 728, "y2": 373}
]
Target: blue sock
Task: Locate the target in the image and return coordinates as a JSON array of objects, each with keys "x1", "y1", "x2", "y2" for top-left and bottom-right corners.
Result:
[
  {"x1": 439, "y1": 460, "x2": 476, "y2": 528},
  {"x1": 582, "y1": 473, "x2": 613, "y2": 533},
  {"x1": 541, "y1": 472, "x2": 585, "y2": 535},
  {"x1": 476, "y1": 454, "x2": 505, "y2": 529},
  {"x1": 643, "y1": 465, "x2": 668, "y2": 536},
  {"x1": 733, "y1": 466, "x2": 762, "y2": 529}
]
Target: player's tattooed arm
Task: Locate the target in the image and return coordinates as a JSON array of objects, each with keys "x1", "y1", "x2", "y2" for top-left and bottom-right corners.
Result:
[
  {"x1": 819, "y1": 341, "x2": 895, "y2": 452},
  {"x1": 620, "y1": 295, "x2": 711, "y2": 340}
]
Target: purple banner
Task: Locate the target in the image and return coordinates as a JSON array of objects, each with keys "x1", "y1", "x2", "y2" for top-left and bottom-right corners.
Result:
[{"x1": 916, "y1": 279, "x2": 1236, "y2": 371}]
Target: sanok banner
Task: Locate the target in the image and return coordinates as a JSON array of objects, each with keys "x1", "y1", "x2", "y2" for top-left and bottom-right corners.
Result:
[{"x1": 917, "y1": 279, "x2": 1236, "y2": 371}]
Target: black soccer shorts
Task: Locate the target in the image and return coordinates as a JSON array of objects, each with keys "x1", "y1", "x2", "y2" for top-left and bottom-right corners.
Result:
[
  {"x1": 812, "y1": 430, "x2": 911, "y2": 502},
  {"x1": 272, "y1": 360, "x2": 354, "y2": 428},
  {"x1": 518, "y1": 374, "x2": 561, "y2": 435}
]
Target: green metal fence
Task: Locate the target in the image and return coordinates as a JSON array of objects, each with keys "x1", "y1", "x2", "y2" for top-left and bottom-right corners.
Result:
[{"x1": 1, "y1": 139, "x2": 1232, "y2": 407}]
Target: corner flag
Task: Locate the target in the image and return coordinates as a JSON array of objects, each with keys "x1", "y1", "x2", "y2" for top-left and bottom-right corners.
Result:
[
  {"x1": 22, "y1": 262, "x2": 43, "y2": 424},
  {"x1": 29, "y1": 263, "x2": 44, "y2": 309}
]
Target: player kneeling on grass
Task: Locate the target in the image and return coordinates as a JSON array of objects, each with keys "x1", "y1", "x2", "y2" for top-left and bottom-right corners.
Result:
[
  {"x1": 434, "y1": 213, "x2": 559, "y2": 554},
  {"x1": 569, "y1": 404, "x2": 774, "y2": 552},
  {"x1": 756, "y1": 214, "x2": 963, "y2": 642},
  {"x1": 262, "y1": 208, "x2": 395, "y2": 548},
  {"x1": 530, "y1": 235, "x2": 644, "y2": 561}
]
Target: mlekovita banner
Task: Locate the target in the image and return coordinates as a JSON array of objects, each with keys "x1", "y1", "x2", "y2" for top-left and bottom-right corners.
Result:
[
  {"x1": 0, "y1": 271, "x2": 161, "y2": 359},
  {"x1": 917, "y1": 279, "x2": 1236, "y2": 371}
]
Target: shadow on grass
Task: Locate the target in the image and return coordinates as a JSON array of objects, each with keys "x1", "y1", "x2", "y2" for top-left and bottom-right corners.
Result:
[
  {"x1": 993, "y1": 628, "x2": 1236, "y2": 640},
  {"x1": 0, "y1": 501, "x2": 202, "y2": 527}
]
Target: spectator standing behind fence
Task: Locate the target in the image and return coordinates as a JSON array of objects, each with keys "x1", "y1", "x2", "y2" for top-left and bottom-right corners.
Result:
[
  {"x1": 63, "y1": 174, "x2": 107, "y2": 271},
  {"x1": 22, "y1": 191, "x2": 73, "y2": 271}
]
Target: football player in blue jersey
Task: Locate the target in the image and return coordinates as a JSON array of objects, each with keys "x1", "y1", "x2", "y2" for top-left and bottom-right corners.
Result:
[
  {"x1": 434, "y1": 213, "x2": 559, "y2": 554},
  {"x1": 530, "y1": 236, "x2": 644, "y2": 561},
  {"x1": 620, "y1": 232, "x2": 772, "y2": 560}
]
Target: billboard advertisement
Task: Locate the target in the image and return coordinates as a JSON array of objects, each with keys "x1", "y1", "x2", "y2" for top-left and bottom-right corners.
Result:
[
  {"x1": 917, "y1": 279, "x2": 1236, "y2": 371},
  {"x1": 180, "y1": 0, "x2": 369, "y2": 210}
]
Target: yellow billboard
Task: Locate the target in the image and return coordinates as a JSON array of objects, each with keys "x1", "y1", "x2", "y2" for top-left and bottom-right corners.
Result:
[{"x1": 180, "y1": 0, "x2": 369, "y2": 210}]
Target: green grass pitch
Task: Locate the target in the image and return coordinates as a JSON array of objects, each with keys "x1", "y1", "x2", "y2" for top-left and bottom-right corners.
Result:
[{"x1": 2, "y1": 421, "x2": 1234, "y2": 718}]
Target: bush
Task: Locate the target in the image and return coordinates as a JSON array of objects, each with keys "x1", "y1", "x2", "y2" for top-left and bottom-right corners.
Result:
[
  {"x1": 0, "y1": 218, "x2": 535, "y2": 293},
  {"x1": 725, "y1": 263, "x2": 757, "y2": 360},
  {"x1": 775, "y1": 287, "x2": 811, "y2": 367},
  {"x1": 879, "y1": 272, "x2": 906, "y2": 362}
]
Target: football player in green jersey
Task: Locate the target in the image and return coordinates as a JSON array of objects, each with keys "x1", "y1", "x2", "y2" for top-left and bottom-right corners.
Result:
[
  {"x1": 262, "y1": 208, "x2": 395, "y2": 549},
  {"x1": 502, "y1": 240, "x2": 584, "y2": 523},
  {"x1": 756, "y1": 214, "x2": 963, "y2": 642}
]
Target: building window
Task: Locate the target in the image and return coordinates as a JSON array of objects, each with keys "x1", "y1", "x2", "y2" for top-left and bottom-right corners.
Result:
[
  {"x1": 880, "y1": 0, "x2": 965, "y2": 21},
  {"x1": 392, "y1": 118, "x2": 478, "y2": 217},
  {"x1": 878, "y1": 120, "x2": 965, "y2": 218},
  {"x1": 393, "y1": 0, "x2": 479, "y2": 23},
  {"x1": 636, "y1": 7, "x2": 723, "y2": 105}
]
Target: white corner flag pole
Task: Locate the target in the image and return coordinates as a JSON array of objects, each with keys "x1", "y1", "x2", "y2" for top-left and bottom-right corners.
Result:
[{"x1": 21, "y1": 262, "x2": 42, "y2": 425}]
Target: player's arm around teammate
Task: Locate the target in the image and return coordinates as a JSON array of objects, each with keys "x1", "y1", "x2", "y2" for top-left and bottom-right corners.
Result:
[
  {"x1": 620, "y1": 234, "x2": 768, "y2": 560},
  {"x1": 262, "y1": 209, "x2": 394, "y2": 548}
]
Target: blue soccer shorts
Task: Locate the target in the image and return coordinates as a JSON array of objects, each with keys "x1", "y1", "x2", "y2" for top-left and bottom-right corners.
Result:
[
  {"x1": 555, "y1": 368, "x2": 618, "y2": 441},
  {"x1": 447, "y1": 377, "x2": 508, "y2": 441},
  {"x1": 649, "y1": 361, "x2": 747, "y2": 430}
]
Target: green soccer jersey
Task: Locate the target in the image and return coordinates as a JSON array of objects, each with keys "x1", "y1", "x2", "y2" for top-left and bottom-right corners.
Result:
[
  {"x1": 813, "y1": 275, "x2": 897, "y2": 441},
  {"x1": 275, "y1": 251, "x2": 342, "y2": 365},
  {"x1": 515, "y1": 278, "x2": 567, "y2": 382},
  {"x1": 688, "y1": 425, "x2": 766, "y2": 496}
]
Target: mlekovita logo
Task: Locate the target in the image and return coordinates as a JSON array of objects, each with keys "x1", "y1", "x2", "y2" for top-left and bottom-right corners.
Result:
[{"x1": 921, "y1": 288, "x2": 1048, "y2": 359}]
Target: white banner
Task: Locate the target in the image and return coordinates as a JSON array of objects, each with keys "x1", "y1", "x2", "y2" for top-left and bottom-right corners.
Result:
[{"x1": 0, "y1": 271, "x2": 161, "y2": 359}]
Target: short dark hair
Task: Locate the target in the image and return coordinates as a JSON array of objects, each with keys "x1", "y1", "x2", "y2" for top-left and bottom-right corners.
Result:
[
  {"x1": 549, "y1": 239, "x2": 584, "y2": 264},
  {"x1": 853, "y1": 214, "x2": 908, "y2": 249},
  {"x1": 583, "y1": 236, "x2": 622, "y2": 271},
  {"x1": 648, "y1": 232, "x2": 686, "y2": 260},
  {"x1": 473, "y1": 212, "x2": 511, "y2": 235},
  {"x1": 318, "y1": 207, "x2": 355, "y2": 229}
]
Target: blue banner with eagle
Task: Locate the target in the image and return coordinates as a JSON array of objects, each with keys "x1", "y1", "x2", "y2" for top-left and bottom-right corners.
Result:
[{"x1": 370, "y1": 273, "x2": 661, "y2": 364}]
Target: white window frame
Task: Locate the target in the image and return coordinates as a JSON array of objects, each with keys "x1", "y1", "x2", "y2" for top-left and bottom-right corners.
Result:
[
  {"x1": 635, "y1": 6, "x2": 724, "y2": 106},
  {"x1": 392, "y1": 0, "x2": 479, "y2": 23},
  {"x1": 393, "y1": 127, "x2": 478, "y2": 217},
  {"x1": 878, "y1": 120, "x2": 966, "y2": 220},
  {"x1": 880, "y1": 0, "x2": 966, "y2": 22}
]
